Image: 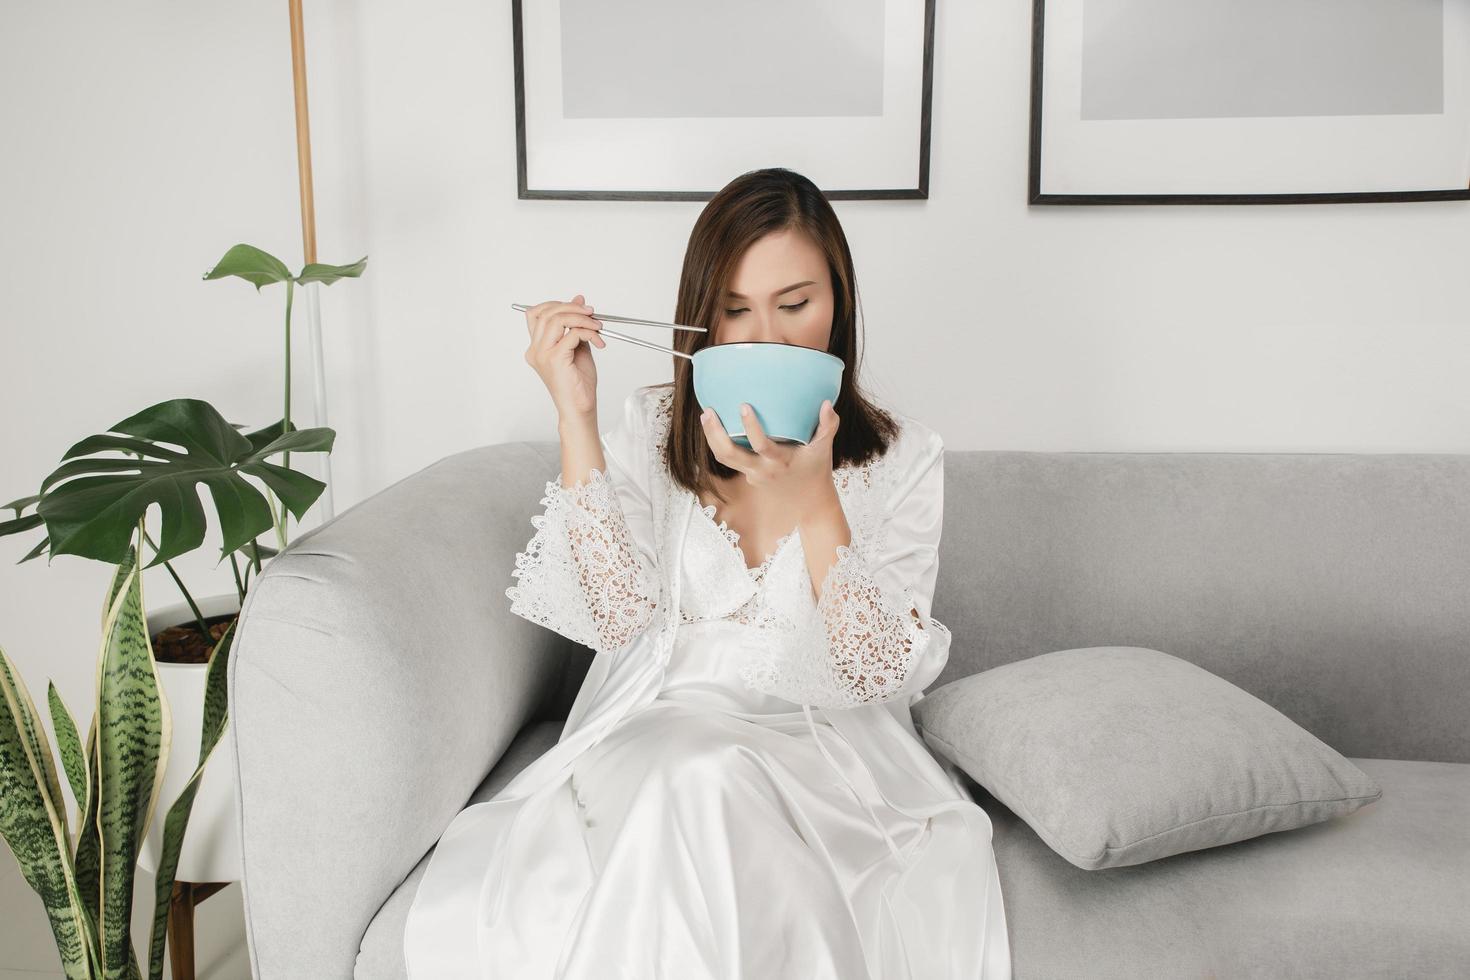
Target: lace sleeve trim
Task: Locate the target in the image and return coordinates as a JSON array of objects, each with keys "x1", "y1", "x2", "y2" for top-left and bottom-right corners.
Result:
[
  {"x1": 505, "y1": 466, "x2": 659, "y2": 655},
  {"x1": 738, "y1": 541, "x2": 949, "y2": 709}
]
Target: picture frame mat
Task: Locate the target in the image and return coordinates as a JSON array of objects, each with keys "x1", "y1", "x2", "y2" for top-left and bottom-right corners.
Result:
[
  {"x1": 520, "y1": 0, "x2": 926, "y2": 192},
  {"x1": 1037, "y1": 0, "x2": 1470, "y2": 196}
]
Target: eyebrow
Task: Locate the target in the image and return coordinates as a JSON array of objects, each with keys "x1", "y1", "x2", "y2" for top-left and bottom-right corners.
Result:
[{"x1": 725, "y1": 280, "x2": 815, "y2": 300}]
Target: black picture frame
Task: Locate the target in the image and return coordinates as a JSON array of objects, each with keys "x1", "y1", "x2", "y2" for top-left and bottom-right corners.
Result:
[
  {"x1": 1027, "y1": 0, "x2": 1470, "y2": 206},
  {"x1": 512, "y1": 0, "x2": 937, "y2": 201}
]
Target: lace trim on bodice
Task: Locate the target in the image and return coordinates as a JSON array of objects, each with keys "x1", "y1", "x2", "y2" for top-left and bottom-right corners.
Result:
[
  {"x1": 677, "y1": 501, "x2": 797, "y2": 627},
  {"x1": 698, "y1": 501, "x2": 794, "y2": 578},
  {"x1": 738, "y1": 540, "x2": 944, "y2": 707},
  {"x1": 655, "y1": 389, "x2": 935, "y2": 706},
  {"x1": 506, "y1": 384, "x2": 942, "y2": 708}
]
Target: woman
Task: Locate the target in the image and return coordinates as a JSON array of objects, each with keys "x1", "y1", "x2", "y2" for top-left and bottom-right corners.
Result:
[{"x1": 403, "y1": 168, "x2": 1010, "y2": 978}]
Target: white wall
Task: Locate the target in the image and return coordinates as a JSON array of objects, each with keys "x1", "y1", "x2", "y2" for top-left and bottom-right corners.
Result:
[{"x1": 2, "y1": 0, "x2": 1467, "y2": 813}]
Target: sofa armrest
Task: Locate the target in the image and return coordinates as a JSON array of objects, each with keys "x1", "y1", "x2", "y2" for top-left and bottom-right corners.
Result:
[{"x1": 228, "y1": 442, "x2": 576, "y2": 979}]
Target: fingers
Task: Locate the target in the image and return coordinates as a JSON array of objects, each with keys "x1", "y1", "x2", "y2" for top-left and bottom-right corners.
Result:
[
  {"x1": 743, "y1": 400, "x2": 838, "y2": 453},
  {"x1": 739, "y1": 402, "x2": 774, "y2": 456},
  {"x1": 787, "y1": 400, "x2": 839, "y2": 452},
  {"x1": 702, "y1": 401, "x2": 839, "y2": 471},
  {"x1": 699, "y1": 406, "x2": 755, "y2": 474},
  {"x1": 524, "y1": 295, "x2": 584, "y2": 333},
  {"x1": 554, "y1": 322, "x2": 607, "y2": 353},
  {"x1": 524, "y1": 294, "x2": 596, "y2": 345},
  {"x1": 811, "y1": 400, "x2": 840, "y2": 444},
  {"x1": 537, "y1": 311, "x2": 605, "y2": 353}
]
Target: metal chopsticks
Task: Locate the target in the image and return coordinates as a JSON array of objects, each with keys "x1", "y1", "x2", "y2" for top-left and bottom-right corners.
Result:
[{"x1": 510, "y1": 303, "x2": 702, "y2": 361}]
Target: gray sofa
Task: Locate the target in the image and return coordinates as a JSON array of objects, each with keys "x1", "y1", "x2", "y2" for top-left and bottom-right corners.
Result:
[{"x1": 227, "y1": 443, "x2": 1470, "y2": 979}]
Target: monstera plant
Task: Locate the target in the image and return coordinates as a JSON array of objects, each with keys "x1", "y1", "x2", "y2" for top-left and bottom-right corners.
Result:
[
  {"x1": 0, "y1": 243, "x2": 364, "y2": 976},
  {"x1": 2, "y1": 244, "x2": 364, "y2": 613},
  {"x1": 11, "y1": 394, "x2": 334, "y2": 575}
]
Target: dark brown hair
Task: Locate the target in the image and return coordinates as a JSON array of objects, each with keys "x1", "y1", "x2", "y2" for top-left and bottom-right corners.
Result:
[{"x1": 657, "y1": 167, "x2": 899, "y2": 505}]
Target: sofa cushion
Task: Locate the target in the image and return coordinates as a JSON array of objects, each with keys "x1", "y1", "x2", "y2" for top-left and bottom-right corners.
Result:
[
  {"x1": 355, "y1": 718, "x2": 565, "y2": 980},
  {"x1": 914, "y1": 646, "x2": 1383, "y2": 869},
  {"x1": 353, "y1": 721, "x2": 1470, "y2": 979},
  {"x1": 974, "y1": 757, "x2": 1470, "y2": 979}
]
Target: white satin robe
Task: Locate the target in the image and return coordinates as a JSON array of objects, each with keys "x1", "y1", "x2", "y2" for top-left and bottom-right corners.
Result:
[{"x1": 402, "y1": 384, "x2": 1010, "y2": 978}]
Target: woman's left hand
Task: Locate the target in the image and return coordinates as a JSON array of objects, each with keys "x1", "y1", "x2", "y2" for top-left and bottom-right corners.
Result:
[{"x1": 700, "y1": 400, "x2": 842, "y2": 521}]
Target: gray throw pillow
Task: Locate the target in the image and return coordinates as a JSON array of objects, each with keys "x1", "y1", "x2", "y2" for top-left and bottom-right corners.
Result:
[{"x1": 913, "y1": 646, "x2": 1383, "y2": 870}]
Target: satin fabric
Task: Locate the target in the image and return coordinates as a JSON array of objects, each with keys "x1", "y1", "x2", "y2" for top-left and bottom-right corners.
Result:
[
  {"x1": 402, "y1": 385, "x2": 1011, "y2": 978},
  {"x1": 402, "y1": 537, "x2": 1009, "y2": 979}
]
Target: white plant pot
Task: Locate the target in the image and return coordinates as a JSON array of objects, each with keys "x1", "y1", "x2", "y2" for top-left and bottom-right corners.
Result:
[{"x1": 138, "y1": 592, "x2": 243, "y2": 885}]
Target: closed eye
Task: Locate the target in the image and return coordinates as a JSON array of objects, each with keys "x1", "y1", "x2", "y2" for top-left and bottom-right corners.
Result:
[{"x1": 724, "y1": 298, "x2": 810, "y2": 316}]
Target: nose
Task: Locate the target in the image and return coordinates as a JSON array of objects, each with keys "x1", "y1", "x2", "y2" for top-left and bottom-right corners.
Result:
[{"x1": 749, "y1": 312, "x2": 782, "y2": 343}]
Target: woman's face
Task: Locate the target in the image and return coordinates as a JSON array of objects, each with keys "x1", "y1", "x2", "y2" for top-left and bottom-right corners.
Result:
[{"x1": 715, "y1": 229, "x2": 833, "y2": 352}]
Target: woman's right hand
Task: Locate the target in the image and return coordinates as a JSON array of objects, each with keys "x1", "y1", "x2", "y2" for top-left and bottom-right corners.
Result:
[{"x1": 522, "y1": 293, "x2": 607, "y2": 422}]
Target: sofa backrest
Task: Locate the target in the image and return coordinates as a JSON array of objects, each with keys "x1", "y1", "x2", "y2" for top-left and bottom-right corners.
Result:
[{"x1": 933, "y1": 451, "x2": 1470, "y2": 765}]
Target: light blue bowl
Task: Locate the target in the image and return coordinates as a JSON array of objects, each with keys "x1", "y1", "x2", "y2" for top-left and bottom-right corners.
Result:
[{"x1": 691, "y1": 342, "x2": 845, "y2": 448}]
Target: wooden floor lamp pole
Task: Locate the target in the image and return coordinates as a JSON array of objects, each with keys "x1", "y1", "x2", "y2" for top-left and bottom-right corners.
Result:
[
  {"x1": 288, "y1": 0, "x2": 336, "y2": 521},
  {"x1": 289, "y1": 0, "x2": 316, "y2": 269},
  {"x1": 161, "y1": 7, "x2": 334, "y2": 972}
]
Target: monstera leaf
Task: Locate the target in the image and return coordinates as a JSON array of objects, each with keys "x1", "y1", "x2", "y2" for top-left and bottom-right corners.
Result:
[
  {"x1": 30, "y1": 399, "x2": 333, "y2": 569},
  {"x1": 0, "y1": 495, "x2": 47, "y2": 563},
  {"x1": 202, "y1": 243, "x2": 366, "y2": 289}
]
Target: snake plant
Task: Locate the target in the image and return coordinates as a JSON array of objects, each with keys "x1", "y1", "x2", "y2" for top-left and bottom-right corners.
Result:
[
  {"x1": 0, "y1": 392, "x2": 330, "y2": 972},
  {"x1": 0, "y1": 533, "x2": 232, "y2": 979},
  {"x1": 0, "y1": 243, "x2": 358, "y2": 974}
]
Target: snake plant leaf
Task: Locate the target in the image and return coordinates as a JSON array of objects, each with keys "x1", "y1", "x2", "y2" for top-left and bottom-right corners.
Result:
[
  {"x1": 66, "y1": 557, "x2": 126, "y2": 948},
  {"x1": 101, "y1": 541, "x2": 135, "y2": 632},
  {"x1": 0, "y1": 647, "x2": 93, "y2": 977},
  {"x1": 201, "y1": 244, "x2": 293, "y2": 291},
  {"x1": 68, "y1": 714, "x2": 108, "y2": 980},
  {"x1": 294, "y1": 255, "x2": 368, "y2": 286},
  {"x1": 35, "y1": 399, "x2": 331, "y2": 569},
  {"x1": 145, "y1": 620, "x2": 233, "y2": 980},
  {"x1": 95, "y1": 544, "x2": 171, "y2": 978},
  {"x1": 74, "y1": 719, "x2": 102, "y2": 957},
  {"x1": 0, "y1": 651, "x2": 69, "y2": 845},
  {"x1": 47, "y1": 682, "x2": 88, "y2": 811},
  {"x1": 77, "y1": 544, "x2": 141, "y2": 933}
]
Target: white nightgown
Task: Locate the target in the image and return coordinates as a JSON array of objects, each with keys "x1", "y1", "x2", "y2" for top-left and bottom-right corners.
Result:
[{"x1": 403, "y1": 384, "x2": 1011, "y2": 979}]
